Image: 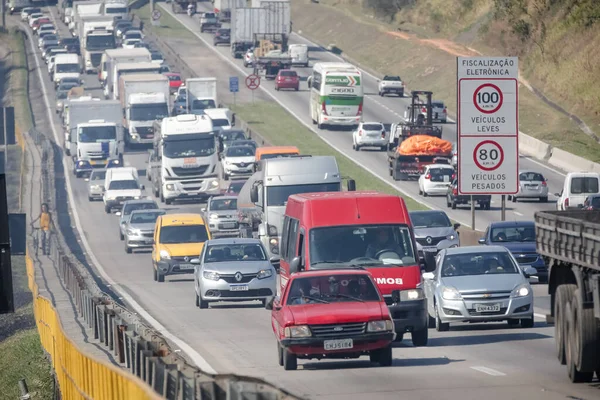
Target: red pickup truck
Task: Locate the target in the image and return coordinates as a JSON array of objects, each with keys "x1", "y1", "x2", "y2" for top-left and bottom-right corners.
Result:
[
  {"x1": 267, "y1": 268, "x2": 396, "y2": 370},
  {"x1": 278, "y1": 191, "x2": 431, "y2": 347}
]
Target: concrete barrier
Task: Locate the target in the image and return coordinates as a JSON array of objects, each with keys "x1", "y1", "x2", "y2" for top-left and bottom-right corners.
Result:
[
  {"x1": 548, "y1": 147, "x2": 600, "y2": 174},
  {"x1": 518, "y1": 132, "x2": 552, "y2": 160},
  {"x1": 458, "y1": 226, "x2": 483, "y2": 246}
]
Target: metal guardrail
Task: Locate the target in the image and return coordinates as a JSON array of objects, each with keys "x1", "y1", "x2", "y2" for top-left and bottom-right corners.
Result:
[{"x1": 25, "y1": 92, "x2": 302, "y2": 399}]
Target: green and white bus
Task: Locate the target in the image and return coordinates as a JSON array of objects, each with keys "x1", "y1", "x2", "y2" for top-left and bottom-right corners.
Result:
[{"x1": 307, "y1": 62, "x2": 364, "y2": 130}]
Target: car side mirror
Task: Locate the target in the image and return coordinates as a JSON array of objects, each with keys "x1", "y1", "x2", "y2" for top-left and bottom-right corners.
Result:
[
  {"x1": 273, "y1": 296, "x2": 281, "y2": 311},
  {"x1": 250, "y1": 186, "x2": 259, "y2": 203},
  {"x1": 418, "y1": 256, "x2": 427, "y2": 271},
  {"x1": 190, "y1": 258, "x2": 200, "y2": 264},
  {"x1": 577, "y1": 204, "x2": 584, "y2": 209},
  {"x1": 391, "y1": 290, "x2": 400, "y2": 303},
  {"x1": 140, "y1": 184, "x2": 145, "y2": 190},
  {"x1": 265, "y1": 296, "x2": 274, "y2": 310},
  {"x1": 523, "y1": 266, "x2": 537, "y2": 278},
  {"x1": 201, "y1": 207, "x2": 206, "y2": 212},
  {"x1": 290, "y1": 256, "x2": 302, "y2": 273},
  {"x1": 422, "y1": 272, "x2": 435, "y2": 280},
  {"x1": 269, "y1": 256, "x2": 280, "y2": 271},
  {"x1": 453, "y1": 223, "x2": 460, "y2": 230},
  {"x1": 115, "y1": 211, "x2": 121, "y2": 216},
  {"x1": 347, "y1": 179, "x2": 356, "y2": 192},
  {"x1": 478, "y1": 238, "x2": 486, "y2": 245},
  {"x1": 554, "y1": 193, "x2": 560, "y2": 197}
]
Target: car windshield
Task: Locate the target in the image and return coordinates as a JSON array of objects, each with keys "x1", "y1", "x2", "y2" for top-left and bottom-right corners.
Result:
[
  {"x1": 520, "y1": 172, "x2": 544, "y2": 182},
  {"x1": 163, "y1": 136, "x2": 216, "y2": 158},
  {"x1": 428, "y1": 167, "x2": 454, "y2": 182},
  {"x1": 217, "y1": 29, "x2": 229, "y2": 35},
  {"x1": 126, "y1": 32, "x2": 142, "y2": 40},
  {"x1": 108, "y1": 180, "x2": 139, "y2": 190},
  {"x1": 432, "y1": 101, "x2": 444, "y2": 108},
  {"x1": 191, "y1": 99, "x2": 215, "y2": 110},
  {"x1": 571, "y1": 177, "x2": 599, "y2": 194},
  {"x1": 590, "y1": 197, "x2": 600, "y2": 207},
  {"x1": 227, "y1": 181, "x2": 246, "y2": 194},
  {"x1": 56, "y1": 91, "x2": 69, "y2": 100},
  {"x1": 279, "y1": 70, "x2": 296, "y2": 77},
  {"x1": 130, "y1": 103, "x2": 169, "y2": 121},
  {"x1": 78, "y1": 126, "x2": 116, "y2": 143},
  {"x1": 123, "y1": 202, "x2": 158, "y2": 215},
  {"x1": 309, "y1": 225, "x2": 417, "y2": 266},
  {"x1": 211, "y1": 118, "x2": 230, "y2": 128},
  {"x1": 151, "y1": 52, "x2": 163, "y2": 60},
  {"x1": 86, "y1": 35, "x2": 116, "y2": 51},
  {"x1": 260, "y1": 153, "x2": 296, "y2": 160},
  {"x1": 159, "y1": 225, "x2": 209, "y2": 244},
  {"x1": 267, "y1": 183, "x2": 341, "y2": 207},
  {"x1": 60, "y1": 77, "x2": 80, "y2": 85},
  {"x1": 210, "y1": 198, "x2": 237, "y2": 210},
  {"x1": 222, "y1": 131, "x2": 246, "y2": 141},
  {"x1": 90, "y1": 171, "x2": 106, "y2": 181},
  {"x1": 383, "y1": 76, "x2": 400, "y2": 81},
  {"x1": 44, "y1": 35, "x2": 58, "y2": 41},
  {"x1": 130, "y1": 211, "x2": 164, "y2": 224},
  {"x1": 362, "y1": 123, "x2": 382, "y2": 131},
  {"x1": 410, "y1": 211, "x2": 451, "y2": 228},
  {"x1": 286, "y1": 274, "x2": 381, "y2": 305},
  {"x1": 226, "y1": 146, "x2": 254, "y2": 157},
  {"x1": 167, "y1": 74, "x2": 181, "y2": 82},
  {"x1": 204, "y1": 243, "x2": 266, "y2": 262},
  {"x1": 441, "y1": 251, "x2": 520, "y2": 277},
  {"x1": 61, "y1": 38, "x2": 78, "y2": 45},
  {"x1": 56, "y1": 63, "x2": 80, "y2": 73},
  {"x1": 235, "y1": 141, "x2": 256, "y2": 148},
  {"x1": 490, "y1": 224, "x2": 536, "y2": 242}
]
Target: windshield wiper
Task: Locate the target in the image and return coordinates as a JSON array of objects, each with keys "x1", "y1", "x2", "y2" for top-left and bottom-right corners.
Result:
[
  {"x1": 327, "y1": 293, "x2": 365, "y2": 302},
  {"x1": 289, "y1": 296, "x2": 329, "y2": 304},
  {"x1": 311, "y1": 260, "x2": 344, "y2": 266}
]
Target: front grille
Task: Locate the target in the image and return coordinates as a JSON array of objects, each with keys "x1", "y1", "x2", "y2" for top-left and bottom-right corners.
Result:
[
  {"x1": 172, "y1": 166, "x2": 209, "y2": 176},
  {"x1": 90, "y1": 53, "x2": 102, "y2": 67},
  {"x1": 416, "y1": 236, "x2": 446, "y2": 246},
  {"x1": 461, "y1": 290, "x2": 511, "y2": 301},
  {"x1": 217, "y1": 289, "x2": 272, "y2": 297},
  {"x1": 135, "y1": 127, "x2": 154, "y2": 139},
  {"x1": 88, "y1": 150, "x2": 109, "y2": 159},
  {"x1": 218, "y1": 222, "x2": 238, "y2": 230},
  {"x1": 233, "y1": 162, "x2": 252, "y2": 168},
  {"x1": 514, "y1": 255, "x2": 538, "y2": 264},
  {"x1": 309, "y1": 322, "x2": 366, "y2": 338},
  {"x1": 220, "y1": 273, "x2": 257, "y2": 284},
  {"x1": 468, "y1": 307, "x2": 508, "y2": 316},
  {"x1": 142, "y1": 233, "x2": 153, "y2": 238},
  {"x1": 115, "y1": 196, "x2": 134, "y2": 202}
]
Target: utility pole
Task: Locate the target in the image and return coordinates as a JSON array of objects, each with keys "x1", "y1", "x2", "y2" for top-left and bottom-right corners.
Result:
[{"x1": 150, "y1": 0, "x2": 154, "y2": 13}]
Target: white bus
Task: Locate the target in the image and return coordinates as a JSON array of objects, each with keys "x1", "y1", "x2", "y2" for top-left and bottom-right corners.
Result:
[{"x1": 307, "y1": 62, "x2": 364, "y2": 130}]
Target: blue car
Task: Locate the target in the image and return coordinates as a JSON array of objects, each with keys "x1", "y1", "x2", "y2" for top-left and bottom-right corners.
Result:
[{"x1": 478, "y1": 220, "x2": 548, "y2": 283}]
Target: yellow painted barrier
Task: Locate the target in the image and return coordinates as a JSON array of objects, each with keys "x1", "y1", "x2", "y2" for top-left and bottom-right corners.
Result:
[{"x1": 25, "y1": 254, "x2": 164, "y2": 400}]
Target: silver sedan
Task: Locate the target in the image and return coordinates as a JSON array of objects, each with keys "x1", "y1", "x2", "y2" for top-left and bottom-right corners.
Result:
[
  {"x1": 202, "y1": 196, "x2": 239, "y2": 237},
  {"x1": 422, "y1": 245, "x2": 536, "y2": 331},
  {"x1": 192, "y1": 238, "x2": 278, "y2": 309},
  {"x1": 86, "y1": 169, "x2": 107, "y2": 201},
  {"x1": 509, "y1": 170, "x2": 549, "y2": 203},
  {"x1": 124, "y1": 209, "x2": 165, "y2": 253}
]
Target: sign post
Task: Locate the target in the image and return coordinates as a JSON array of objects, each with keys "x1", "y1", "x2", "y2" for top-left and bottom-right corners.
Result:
[
  {"x1": 457, "y1": 57, "x2": 519, "y2": 227},
  {"x1": 245, "y1": 74, "x2": 260, "y2": 104},
  {"x1": 151, "y1": 9, "x2": 161, "y2": 27},
  {"x1": 229, "y1": 77, "x2": 239, "y2": 108}
]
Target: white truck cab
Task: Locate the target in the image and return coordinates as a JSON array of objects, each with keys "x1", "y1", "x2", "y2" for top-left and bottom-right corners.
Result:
[{"x1": 53, "y1": 53, "x2": 81, "y2": 87}]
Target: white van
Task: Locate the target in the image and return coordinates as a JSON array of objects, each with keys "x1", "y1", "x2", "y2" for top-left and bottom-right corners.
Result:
[
  {"x1": 204, "y1": 108, "x2": 235, "y2": 131},
  {"x1": 53, "y1": 53, "x2": 81, "y2": 87},
  {"x1": 288, "y1": 44, "x2": 309, "y2": 67},
  {"x1": 103, "y1": 167, "x2": 144, "y2": 213},
  {"x1": 556, "y1": 172, "x2": 600, "y2": 210}
]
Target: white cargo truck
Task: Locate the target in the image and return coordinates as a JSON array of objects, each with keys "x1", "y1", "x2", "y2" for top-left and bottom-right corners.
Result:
[
  {"x1": 186, "y1": 78, "x2": 218, "y2": 115},
  {"x1": 149, "y1": 114, "x2": 220, "y2": 205},
  {"x1": 118, "y1": 74, "x2": 170, "y2": 145},
  {"x1": 78, "y1": 16, "x2": 117, "y2": 74},
  {"x1": 66, "y1": 100, "x2": 125, "y2": 177},
  {"x1": 106, "y1": 61, "x2": 161, "y2": 99},
  {"x1": 230, "y1": 6, "x2": 290, "y2": 58},
  {"x1": 99, "y1": 48, "x2": 152, "y2": 86},
  {"x1": 213, "y1": 0, "x2": 245, "y2": 22},
  {"x1": 101, "y1": 0, "x2": 129, "y2": 21}
]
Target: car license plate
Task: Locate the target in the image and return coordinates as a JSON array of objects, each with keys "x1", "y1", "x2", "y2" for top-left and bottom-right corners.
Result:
[
  {"x1": 475, "y1": 303, "x2": 501, "y2": 313},
  {"x1": 230, "y1": 284, "x2": 249, "y2": 291},
  {"x1": 423, "y1": 247, "x2": 437, "y2": 252},
  {"x1": 178, "y1": 264, "x2": 194, "y2": 270},
  {"x1": 222, "y1": 223, "x2": 235, "y2": 229},
  {"x1": 324, "y1": 339, "x2": 353, "y2": 351}
]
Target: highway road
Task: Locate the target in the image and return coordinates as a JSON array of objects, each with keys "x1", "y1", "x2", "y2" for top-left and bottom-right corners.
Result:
[
  {"x1": 20, "y1": 5, "x2": 600, "y2": 400},
  {"x1": 160, "y1": 1, "x2": 568, "y2": 232}
]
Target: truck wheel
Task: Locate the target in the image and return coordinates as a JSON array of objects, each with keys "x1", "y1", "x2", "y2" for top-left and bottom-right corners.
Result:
[
  {"x1": 565, "y1": 291, "x2": 595, "y2": 382},
  {"x1": 277, "y1": 342, "x2": 284, "y2": 366},
  {"x1": 555, "y1": 284, "x2": 576, "y2": 364},
  {"x1": 165, "y1": 198, "x2": 173, "y2": 205},
  {"x1": 411, "y1": 327, "x2": 428, "y2": 347},
  {"x1": 394, "y1": 333, "x2": 404, "y2": 342},
  {"x1": 486, "y1": 202, "x2": 491, "y2": 210},
  {"x1": 451, "y1": 200, "x2": 457, "y2": 210},
  {"x1": 392, "y1": 169, "x2": 399, "y2": 181},
  {"x1": 104, "y1": 206, "x2": 111, "y2": 214},
  {"x1": 423, "y1": 191, "x2": 428, "y2": 197},
  {"x1": 283, "y1": 349, "x2": 297, "y2": 370},
  {"x1": 479, "y1": 202, "x2": 486, "y2": 210},
  {"x1": 512, "y1": 195, "x2": 517, "y2": 203},
  {"x1": 570, "y1": 289, "x2": 599, "y2": 375}
]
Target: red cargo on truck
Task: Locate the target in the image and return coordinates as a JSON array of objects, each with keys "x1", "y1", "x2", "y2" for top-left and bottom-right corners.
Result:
[{"x1": 279, "y1": 191, "x2": 429, "y2": 346}]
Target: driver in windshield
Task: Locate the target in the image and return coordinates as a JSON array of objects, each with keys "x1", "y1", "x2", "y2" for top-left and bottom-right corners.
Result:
[
  {"x1": 365, "y1": 228, "x2": 404, "y2": 259},
  {"x1": 290, "y1": 280, "x2": 314, "y2": 305}
]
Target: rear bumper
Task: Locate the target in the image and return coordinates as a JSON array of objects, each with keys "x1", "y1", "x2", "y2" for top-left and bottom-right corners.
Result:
[
  {"x1": 381, "y1": 87, "x2": 404, "y2": 95},
  {"x1": 281, "y1": 332, "x2": 395, "y2": 356},
  {"x1": 453, "y1": 196, "x2": 491, "y2": 204},
  {"x1": 386, "y1": 298, "x2": 428, "y2": 333}
]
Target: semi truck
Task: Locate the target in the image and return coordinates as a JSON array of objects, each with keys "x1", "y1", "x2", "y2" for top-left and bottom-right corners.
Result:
[
  {"x1": 78, "y1": 16, "x2": 117, "y2": 74},
  {"x1": 65, "y1": 100, "x2": 124, "y2": 177},
  {"x1": 106, "y1": 61, "x2": 161, "y2": 100},
  {"x1": 237, "y1": 156, "x2": 356, "y2": 259},
  {"x1": 535, "y1": 210, "x2": 600, "y2": 383},
  {"x1": 171, "y1": 0, "x2": 192, "y2": 13},
  {"x1": 149, "y1": 114, "x2": 221, "y2": 204},
  {"x1": 186, "y1": 78, "x2": 218, "y2": 115},
  {"x1": 212, "y1": 0, "x2": 245, "y2": 22},
  {"x1": 118, "y1": 74, "x2": 170, "y2": 146},
  {"x1": 99, "y1": 48, "x2": 152, "y2": 86},
  {"x1": 230, "y1": 6, "x2": 290, "y2": 58}
]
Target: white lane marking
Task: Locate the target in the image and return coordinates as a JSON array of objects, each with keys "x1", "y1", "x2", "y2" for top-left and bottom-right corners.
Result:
[
  {"x1": 513, "y1": 211, "x2": 523, "y2": 216},
  {"x1": 158, "y1": 5, "x2": 475, "y2": 229},
  {"x1": 24, "y1": 17, "x2": 218, "y2": 375},
  {"x1": 290, "y1": 31, "x2": 567, "y2": 178},
  {"x1": 534, "y1": 313, "x2": 546, "y2": 320},
  {"x1": 470, "y1": 366, "x2": 506, "y2": 376}
]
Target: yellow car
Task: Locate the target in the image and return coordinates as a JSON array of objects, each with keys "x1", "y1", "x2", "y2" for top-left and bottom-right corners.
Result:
[{"x1": 152, "y1": 213, "x2": 211, "y2": 283}]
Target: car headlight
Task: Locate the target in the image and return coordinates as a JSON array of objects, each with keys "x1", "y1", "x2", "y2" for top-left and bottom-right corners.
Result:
[
  {"x1": 127, "y1": 228, "x2": 138, "y2": 235},
  {"x1": 511, "y1": 284, "x2": 530, "y2": 298},
  {"x1": 133, "y1": 196, "x2": 140, "y2": 200},
  {"x1": 86, "y1": 60, "x2": 91, "y2": 66},
  {"x1": 225, "y1": 160, "x2": 231, "y2": 165},
  {"x1": 90, "y1": 184, "x2": 100, "y2": 190},
  {"x1": 400, "y1": 288, "x2": 425, "y2": 301},
  {"x1": 203, "y1": 271, "x2": 220, "y2": 281},
  {"x1": 209, "y1": 213, "x2": 218, "y2": 220},
  {"x1": 257, "y1": 269, "x2": 273, "y2": 279},
  {"x1": 446, "y1": 234, "x2": 456, "y2": 241},
  {"x1": 284, "y1": 325, "x2": 311, "y2": 338},
  {"x1": 105, "y1": 195, "x2": 115, "y2": 200},
  {"x1": 367, "y1": 320, "x2": 394, "y2": 332},
  {"x1": 159, "y1": 249, "x2": 170, "y2": 260},
  {"x1": 268, "y1": 224, "x2": 277, "y2": 236},
  {"x1": 441, "y1": 286, "x2": 462, "y2": 300},
  {"x1": 165, "y1": 184, "x2": 175, "y2": 190}
]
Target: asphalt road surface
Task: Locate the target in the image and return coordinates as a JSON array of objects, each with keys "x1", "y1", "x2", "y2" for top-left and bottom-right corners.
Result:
[{"x1": 19, "y1": 5, "x2": 600, "y2": 400}]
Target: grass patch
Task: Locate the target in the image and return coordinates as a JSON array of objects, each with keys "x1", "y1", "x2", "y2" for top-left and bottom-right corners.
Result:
[
  {"x1": 4, "y1": 145, "x2": 23, "y2": 212},
  {"x1": 133, "y1": 3, "x2": 195, "y2": 40},
  {"x1": 232, "y1": 101, "x2": 429, "y2": 211},
  {"x1": 291, "y1": 0, "x2": 600, "y2": 162},
  {"x1": 4, "y1": 30, "x2": 34, "y2": 132}
]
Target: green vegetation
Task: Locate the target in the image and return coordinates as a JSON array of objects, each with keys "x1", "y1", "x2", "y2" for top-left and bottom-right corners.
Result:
[
  {"x1": 232, "y1": 102, "x2": 429, "y2": 211},
  {"x1": 133, "y1": 3, "x2": 195, "y2": 39},
  {"x1": 0, "y1": 31, "x2": 53, "y2": 399},
  {"x1": 292, "y1": 0, "x2": 600, "y2": 162}
]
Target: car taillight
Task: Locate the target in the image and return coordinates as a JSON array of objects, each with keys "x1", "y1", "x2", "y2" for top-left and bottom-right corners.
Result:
[
  {"x1": 453, "y1": 188, "x2": 458, "y2": 195},
  {"x1": 358, "y1": 130, "x2": 363, "y2": 136},
  {"x1": 565, "y1": 198, "x2": 569, "y2": 207},
  {"x1": 322, "y1": 101, "x2": 328, "y2": 116},
  {"x1": 357, "y1": 102, "x2": 363, "y2": 116},
  {"x1": 425, "y1": 174, "x2": 431, "y2": 180},
  {"x1": 381, "y1": 131, "x2": 385, "y2": 138},
  {"x1": 542, "y1": 180, "x2": 547, "y2": 187},
  {"x1": 421, "y1": 107, "x2": 427, "y2": 113},
  {"x1": 443, "y1": 107, "x2": 447, "y2": 113}
]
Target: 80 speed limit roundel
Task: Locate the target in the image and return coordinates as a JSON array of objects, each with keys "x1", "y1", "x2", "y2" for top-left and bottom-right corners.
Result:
[
  {"x1": 473, "y1": 83, "x2": 503, "y2": 114},
  {"x1": 473, "y1": 140, "x2": 504, "y2": 171}
]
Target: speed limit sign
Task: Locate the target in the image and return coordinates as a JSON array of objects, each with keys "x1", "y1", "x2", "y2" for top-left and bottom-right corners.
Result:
[{"x1": 457, "y1": 57, "x2": 519, "y2": 195}]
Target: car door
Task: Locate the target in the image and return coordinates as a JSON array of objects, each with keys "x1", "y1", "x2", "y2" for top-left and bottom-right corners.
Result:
[
  {"x1": 419, "y1": 166, "x2": 428, "y2": 191},
  {"x1": 423, "y1": 250, "x2": 442, "y2": 316},
  {"x1": 271, "y1": 277, "x2": 290, "y2": 340}
]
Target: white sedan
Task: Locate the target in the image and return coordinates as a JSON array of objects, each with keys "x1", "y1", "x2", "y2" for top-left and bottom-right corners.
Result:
[
  {"x1": 221, "y1": 145, "x2": 256, "y2": 180},
  {"x1": 418, "y1": 164, "x2": 455, "y2": 197},
  {"x1": 352, "y1": 122, "x2": 387, "y2": 151},
  {"x1": 122, "y1": 38, "x2": 141, "y2": 49}
]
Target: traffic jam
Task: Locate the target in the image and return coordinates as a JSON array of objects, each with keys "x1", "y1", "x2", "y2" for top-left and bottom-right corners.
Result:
[{"x1": 25, "y1": 0, "x2": 600, "y2": 380}]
